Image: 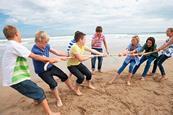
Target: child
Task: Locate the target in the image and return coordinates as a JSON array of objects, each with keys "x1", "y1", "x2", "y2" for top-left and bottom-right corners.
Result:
[
  {"x1": 130, "y1": 37, "x2": 158, "y2": 80},
  {"x1": 151, "y1": 28, "x2": 173, "y2": 81},
  {"x1": 1, "y1": 25, "x2": 60, "y2": 115},
  {"x1": 32, "y1": 31, "x2": 77, "y2": 107},
  {"x1": 91, "y1": 26, "x2": 109, "y2": 73},
  {"x1": 109, "y1": 36, "x2": 141, "y2": 85},
  {"x1": 67, "y1": 31, "x2": 79, "y2": 78},
  {"x1": 67, "y1": 31, "x2": 105, "y2": 96}
]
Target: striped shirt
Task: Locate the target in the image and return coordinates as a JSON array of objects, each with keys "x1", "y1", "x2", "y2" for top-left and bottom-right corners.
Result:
[
  {"x1": 67, "y1": 38, "x2": 76, "y2": 54},
  {"x1": 1, "y1": 40, "x2": 31, "y2": 86},
  {"x1": 92, "y1": 33, "x2": 105, "y2": 49}
]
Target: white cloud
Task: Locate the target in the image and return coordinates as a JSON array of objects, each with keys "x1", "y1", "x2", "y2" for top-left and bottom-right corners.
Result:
[{"x1": 0, "y1": 0, "x2": 173, "y2": 34}]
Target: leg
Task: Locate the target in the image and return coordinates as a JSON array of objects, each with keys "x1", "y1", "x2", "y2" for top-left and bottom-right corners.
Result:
[
  {"x1": 91, "y1": 56, "x2": 96, "y2": 72},
  {"x1": 142, "y1": 56, "x2": 155, "y2": 78},
  {"x1": 51, "y1": 66, "x2": 74, "y2": 91},
  {"x1": 109, "y1": 61, "x2": 128, "y2": 84},
  {"x1": 38, "y1": 71, "x2": 62, "y2": 107},
  {"x1": 157, "y1": 54, "x2": 170, "y2": 81},
  {"x1": 68, "y1": 65, "x2": 85, "y2": 95},
  {"x1": 97, "y1": 48, "x2": 103, "y2": 72},
  {"x1": 127, "y1": 60, "x2": 136, "y2": 85},
  {"x1": 77, "y1": 63, "x2": 95, "y2": 89},
  {"x1": 132, "y1": 56, "x2": 147, "y2": 75},
  {"x1": 11, "y1": 80, "x2": 60, "y2": 115}
]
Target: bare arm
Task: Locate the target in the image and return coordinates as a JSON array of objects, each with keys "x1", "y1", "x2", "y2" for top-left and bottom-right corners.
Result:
[
  {"x1": 73, "y1": 53, "x2": 92, "y2": 62},
  {"x1": 85, "y1": 47, "x2": 103, "y2": 55},
  {"x1": 29, "y1": 53, "x2": 60, "y2": 64},
  {"x1": 50, "y1": 48, "x2": 68, "y2": 56},
  {"x1": 158, "y1": 38, "x2": 173, "y2": 51},
  {"x1": 103, "y1": 39, "x2": 109, "y2": 54}
]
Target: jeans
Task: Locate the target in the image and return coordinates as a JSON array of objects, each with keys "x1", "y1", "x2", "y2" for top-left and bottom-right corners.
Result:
[
  {"x1": 68, "y1": 63, "x2": 92, "y2": 84},
  {"x1": 132, "y1": 56, "x2": 156, "y2": 77},
  {"x1": 152, "y1": 54, "x2": 170, "y2": 76},
  {"x1": 117, "y1": 60, "x2": 136, "y2": 74},
  {"x1": 91, "y1": 48, "x2": 103, "y2": 70},
  {"x1": 11, "y1": 80, "x2": 46, "y2": 102}
]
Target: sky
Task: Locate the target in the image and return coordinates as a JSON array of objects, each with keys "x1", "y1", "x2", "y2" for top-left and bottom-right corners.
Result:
[{"x1": 0, "y1": 0, "x2": 173, "y2": 38}]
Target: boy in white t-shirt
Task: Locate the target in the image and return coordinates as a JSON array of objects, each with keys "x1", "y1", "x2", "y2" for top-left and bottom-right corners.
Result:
[{"x1": 1, "y1": 25, "x2": 60, "y2": 115}]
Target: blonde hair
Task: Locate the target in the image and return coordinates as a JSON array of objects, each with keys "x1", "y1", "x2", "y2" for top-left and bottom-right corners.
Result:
[
  {"x1": 35, "y1": 31, "x2": 49, "y2": 43},
  {"x1": 131, "y1": 35, "x2": 140, "y2": 44}
]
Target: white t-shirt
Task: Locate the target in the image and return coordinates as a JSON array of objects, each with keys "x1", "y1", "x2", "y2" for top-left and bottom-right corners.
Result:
[{"x1": 1, "y1": 40, "x2": 31, "y2": 86}]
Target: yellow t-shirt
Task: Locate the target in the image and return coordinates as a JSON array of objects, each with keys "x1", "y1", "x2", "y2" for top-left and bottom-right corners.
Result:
[{"x1": 67, "y1": 44, "x2": 87, "y2": 67}]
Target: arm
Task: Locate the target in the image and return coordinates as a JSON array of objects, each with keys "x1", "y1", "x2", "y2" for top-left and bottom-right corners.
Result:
[
  {"x1": 29, "y1": 52, "x2": 60, "y2": 64},
  {"x1": 103, "y1": 39, "x2": 109, "y2": 54},
  {"x1": 73, "y1": 54, "x2": 93, "y2": 62},
  {"x1": 50, "y1": 48, "x2": 68, "y2": 57},
  {"x1": 91, "y1": 38, "x2": 97, "y2": 46},
  {"x1": 84, "y1": 47, "x2": 103, "y2": 55},
  {"x1": 157, "y1": 38, "x2": 173, "y2": 51}
]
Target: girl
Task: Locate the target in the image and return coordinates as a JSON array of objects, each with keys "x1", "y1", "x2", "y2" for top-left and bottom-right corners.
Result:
[
  {"x1": 130, "y1": 37, "x2": 158, "y2": 80},
  {"x1": 67, "y1": 31, "x2": 104, "y2": 96},
  {"x1": 91, "y1": 26, "x2": 109, "y2": 73},
  {"x1": 109, "y1": 36, "x2": 141, "y2": 85},
  {"x1": 151, "y1": 28, "x2": 173, "y2": 81}
]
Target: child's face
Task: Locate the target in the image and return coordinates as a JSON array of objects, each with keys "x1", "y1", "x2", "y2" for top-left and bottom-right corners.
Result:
[
  {"x1": 37, "y1": 38, "x2": 48, "y2": 49},
  {"x1": 96, "y1": 32, "x2": 102, "y2": 37},
  {"x1": 166, "y1": 30, "x2": 173, "y2": 38},
  {"x1": 16, "y1": 31, "x2": 22, "y2": 43},
  {"x1": 131, "y1": 39, "x2": 138, "y2": 46},
  {"x1": 146, "y1": 40, "x2": 153, "y2": 48},
  {"x1": 79, "y1": 36, "x2": 86, "y2": 46}
]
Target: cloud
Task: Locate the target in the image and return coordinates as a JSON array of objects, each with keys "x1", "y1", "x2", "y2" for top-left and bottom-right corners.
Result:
[{"x1": 0, "y1": 0, "x2": 173, "y2": 35}]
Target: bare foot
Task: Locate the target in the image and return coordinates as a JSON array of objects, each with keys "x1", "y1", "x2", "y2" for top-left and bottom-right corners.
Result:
[
  {"x1": 48, "y1": 112, "x2": 61, "y2": 115},
  {"x1": 158, "y1": 77, "x2": 168, "y2": 82},
  {"x1": 75, "y1": 89, "x2": 82, "y2": 96},
  {"x1": 98, "y1": 69, "x2": 103, "y2": 73},
  {"x1": 56, "y1": 99, "x2": 63, "y2": 107},
  {"x1": 88, "y1": 84, "x2": 96, "y2": 90},
  {"x1": 127, "y1": 81, "x2": 131, "y2": 86}
]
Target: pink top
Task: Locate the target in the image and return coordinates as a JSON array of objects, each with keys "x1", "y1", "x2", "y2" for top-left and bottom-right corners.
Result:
[{"x1": 92, "y1": 33, "x2": 105, "y2": 49}]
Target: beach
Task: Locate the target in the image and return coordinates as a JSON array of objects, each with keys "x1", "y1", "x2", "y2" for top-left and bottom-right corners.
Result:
[{"x1": 1, "y1": 33, "x2": 173, "y2": 115}]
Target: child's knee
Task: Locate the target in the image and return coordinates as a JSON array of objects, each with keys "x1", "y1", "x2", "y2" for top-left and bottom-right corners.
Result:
[
  {"x1": 49, "y1": 81, "x2": 58, "y2": 90},
  {"x1": 77, "y1": 75, "x2": 85, "y2": 84},
  {"x1": 86, "y1": 72, "x2": 92, "y2": 80},
  {"x1": 60, "y1": 74, "x2": 68, "y2": 82},
  {"x1": 36, "y1": 88, "x2": 46, "y2": 103}
]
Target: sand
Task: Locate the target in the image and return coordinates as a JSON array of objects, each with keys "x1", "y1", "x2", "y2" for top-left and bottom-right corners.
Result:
[{"x1": 0, "y1": 58, "x2": 173, "y2": 115}]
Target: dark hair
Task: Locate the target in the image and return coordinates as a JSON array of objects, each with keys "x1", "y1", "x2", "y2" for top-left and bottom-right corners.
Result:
[
  {"x1": 74, "y1": 31, "x2": 80, "y2": 40},
  {"x1": 3, "y1": 25, "x2": 17, "y2": 39},
  {"x1": 96, "y1": 26, "x2": 102, "y2": 32},
  {"x1": 146, "y1": 37, "x2": 155, "y2": 47},
  {"x1": 74, "y1": 31, "x2": 86, "y2": 42}
]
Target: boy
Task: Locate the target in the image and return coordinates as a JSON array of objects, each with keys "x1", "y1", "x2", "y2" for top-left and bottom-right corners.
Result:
[
  {"x1": 32, "y1": 31, "x2": 77, "y2": 106},
  {"x1": 1, "y1": 25, "x2": 60, "y2": 115}
]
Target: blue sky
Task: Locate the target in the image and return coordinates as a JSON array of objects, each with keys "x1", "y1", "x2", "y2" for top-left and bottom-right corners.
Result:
[{"x1": 0, "y1": 0, "x2": 173, "y2": 39}]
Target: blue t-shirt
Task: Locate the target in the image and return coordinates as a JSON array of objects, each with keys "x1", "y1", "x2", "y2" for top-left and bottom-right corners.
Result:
[{"x1": 31, "y1": 44, "x2": 53, "y2": 74}]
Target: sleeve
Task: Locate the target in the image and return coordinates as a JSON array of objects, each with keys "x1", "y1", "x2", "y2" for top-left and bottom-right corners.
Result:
[
  {"x1": 137, "y1": 44, "x2": 145, "y2": 52},
  {"x1": 13, "y1": 43, "x2": 31, "y2": 58},
  {"x1": 71, "y1": 45, "x2": 80, "y2": 55},
  {"x1": 126, "y1": 44, "x2": 131, "y2": 50},
  {"x1": 136, "y1": 44, "x2": 142, "y2": 52}
]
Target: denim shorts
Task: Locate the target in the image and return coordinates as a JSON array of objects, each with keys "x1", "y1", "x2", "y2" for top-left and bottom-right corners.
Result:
[{"x1": 11, "y1": 80, "x2": 46, "y2": 102}]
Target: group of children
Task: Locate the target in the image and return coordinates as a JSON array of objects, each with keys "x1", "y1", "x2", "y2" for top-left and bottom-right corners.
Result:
[{"x1": 1, "y1": 25, "x2": 173, "y2": 115}]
